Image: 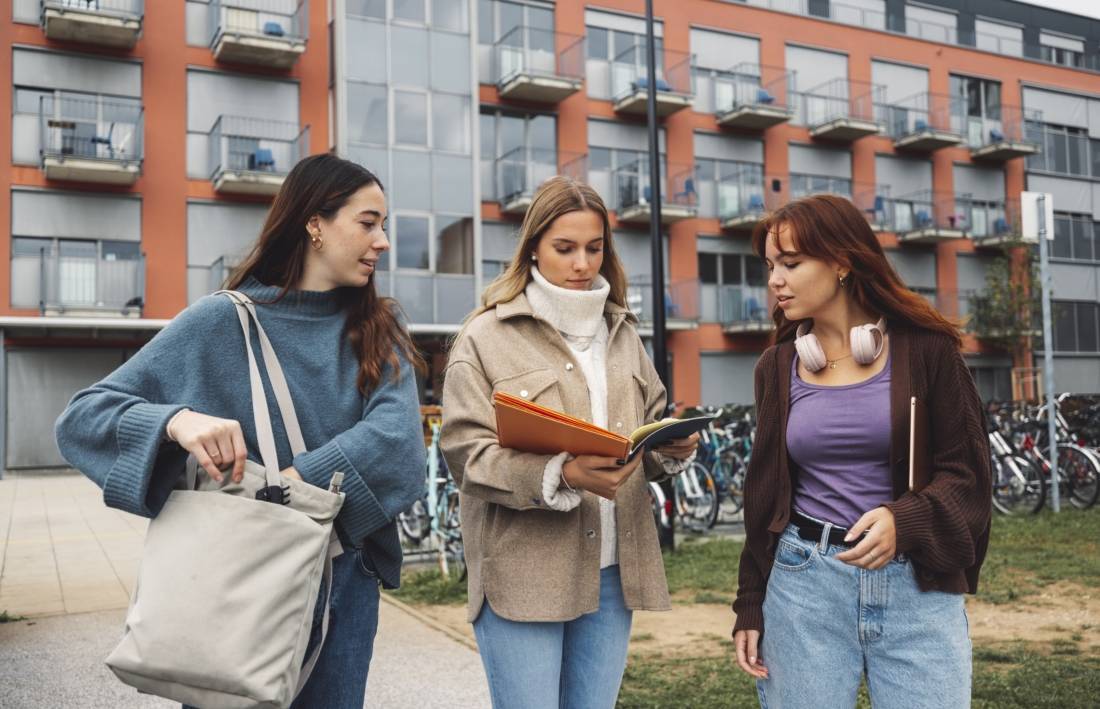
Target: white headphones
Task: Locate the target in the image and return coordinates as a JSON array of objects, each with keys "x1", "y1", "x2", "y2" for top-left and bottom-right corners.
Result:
[{"x1": 795, "y1": 317, "x2": 887, "y2": 372}]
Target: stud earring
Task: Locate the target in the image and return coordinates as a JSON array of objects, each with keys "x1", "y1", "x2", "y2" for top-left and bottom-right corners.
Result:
[{"x1": 309, "y1": 231, "x2": 323, "y2": 250}]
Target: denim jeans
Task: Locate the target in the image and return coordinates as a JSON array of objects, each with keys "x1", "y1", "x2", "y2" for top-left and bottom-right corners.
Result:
[
  {"x1": 756, "y1": 524, "x2": 972, "y2": 709},
  {"x1": 472, "y1": 564, "x2": 633, "y2": 709},
  {"x1": 182, "y1": 547, "x2": 380, "y2": 709}
]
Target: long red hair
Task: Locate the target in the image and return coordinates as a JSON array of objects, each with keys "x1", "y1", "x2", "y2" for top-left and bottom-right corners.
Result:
[{"x1": 751, "y1": 194, "x2": 962, "y2": 348}]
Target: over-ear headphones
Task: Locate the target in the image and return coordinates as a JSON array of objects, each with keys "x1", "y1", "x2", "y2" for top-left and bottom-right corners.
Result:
[{"x1": 795, "y1": 318, "x2": 887, "y2": 372}]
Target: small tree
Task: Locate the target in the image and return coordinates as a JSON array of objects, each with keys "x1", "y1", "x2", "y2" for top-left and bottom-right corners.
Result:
[{"x1": 966, "y1": 245, "x2": 1040, "y2": 353}]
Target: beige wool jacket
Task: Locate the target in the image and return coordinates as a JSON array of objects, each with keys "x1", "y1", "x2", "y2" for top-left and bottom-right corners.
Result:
[{"x1": 440, "y1": 293, "x2": 673, "y2": 623}]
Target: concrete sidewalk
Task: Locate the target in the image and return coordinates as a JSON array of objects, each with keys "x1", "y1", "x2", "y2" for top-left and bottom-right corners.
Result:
[{"x1": 0, "y1": 471, "x2": 490, "y2": 708}]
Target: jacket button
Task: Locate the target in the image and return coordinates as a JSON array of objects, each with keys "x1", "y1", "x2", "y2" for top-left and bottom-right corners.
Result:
[
  {"x1": 532, "y1": 497, "x2": 541, "y2": 506},
  {"x1": 625, "y1": 530, "x2": 632, "y2": 538},
  {"x1": 586, "y1": 529, "x2": 596, "y2": 538},
  {"x1": 565, "y1": 363, "x2": 574, "y2": 371},
  {"x1": 615, "y1": 422, "x2": 623, "y2": 429},
  {"x1": 519, "y1": 389, "x2": 529, "y2": 398}
]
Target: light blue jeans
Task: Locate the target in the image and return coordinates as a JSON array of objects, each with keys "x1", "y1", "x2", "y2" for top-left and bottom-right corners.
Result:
[
  {"x1": 472, "y1": 565, "x2": 633, "y2": 709},
  {"x1": 757, "y1": 524, "x2": 972, "y2": 709}
]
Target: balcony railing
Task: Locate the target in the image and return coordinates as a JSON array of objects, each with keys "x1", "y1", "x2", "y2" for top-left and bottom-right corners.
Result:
[
  {"x1": 877, "y1": 91, "x2": 965, "y2": 152},
  {"x1": 208, "y1": 0, "x2": 307, "y2": 69},
  {"x1": 40, "y1": 0, "x2": 143, "y2": 47},
  {"x1": 38, "y1": 249, "x2": 145, "y2": 317},
  {"x1": 609, "y1": 44, "x2": 693, "y2": 117},
  {"x1": 208, "y1": 115, "x2": 308, "y2": 195},
  {"x1": 493, "y1": 27, "x2": 584, "y2": 104},
  {"x1": 961, "y1": 106, "x2": 1043, "y2": 162},
  {"x1": 718, "y1": 170, "x2": 787, "y2": 231},
  {"x1": 797, "y1": 78, "x2": 886, "y2": 142},
  {"x1": 854, "y1": 183, "x2": 891, "y2": 231},
  {"x1": 493, "y1": 149, "x2": 585, "y2": 214},
  {"x1": 627, "y1": 278, "x2": 700, "y2": 328},
  {"x1": 958, "y1": 197, "x2": 1028, "y2": 248},
  {"x1": 789, "y1": 173, "x2": 852, "y2": 201},
  {"x1": 613, "y1": 160, "x2": 697, "y2": 224},
  {"x1": 38, "y1": 93, "x2": 143, "y2": 185},
  {"x1": 699, "y1": 284, "x2": 772, "y2": 333},
  {"x1": 714, "y1": 63, "x2": 795, "y2": 130},
  {"x1": 885, "y1": 190, "x2": 969, "y2": 244}
]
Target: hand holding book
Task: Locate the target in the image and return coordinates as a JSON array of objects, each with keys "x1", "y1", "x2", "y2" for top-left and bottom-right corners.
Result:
[{"x1": 562, "y1": 454, "x2": 644, "y2": 501}]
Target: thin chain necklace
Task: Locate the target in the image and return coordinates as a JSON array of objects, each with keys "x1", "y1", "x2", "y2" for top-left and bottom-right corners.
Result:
[{"x1": 826, "y1": 353, "x2": 853, "y2": 369}]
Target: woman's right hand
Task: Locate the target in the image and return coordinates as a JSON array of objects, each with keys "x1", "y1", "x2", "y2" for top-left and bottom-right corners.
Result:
[
  {"x1": 166, "y1": 410, "x2": 248, "y2": 484},
  {"x1": 733, "y1": 629, "x2": 768, "y2": 679},
  {"x1": 562, "y1": 455, "x2": 643, "y2": 500}
]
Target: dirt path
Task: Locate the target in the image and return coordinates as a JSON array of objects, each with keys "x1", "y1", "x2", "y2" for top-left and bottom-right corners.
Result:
[{"x1": 412, "y1": 583, "x2": 1099, "y2": 656}]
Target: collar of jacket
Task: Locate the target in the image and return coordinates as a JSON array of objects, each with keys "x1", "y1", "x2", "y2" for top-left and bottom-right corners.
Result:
[
  {"x1": 496, "y1": 291, "x2": 637, "y2": 326},
  {"x1": 774, "y1": 325, "x2": 912, "y2": 502}
]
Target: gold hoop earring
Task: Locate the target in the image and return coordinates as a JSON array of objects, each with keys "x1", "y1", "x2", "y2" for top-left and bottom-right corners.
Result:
[
  {"x1": 310, "y1": 232, "x2": 323, "y2": 250},
  {"x1": 839, "y1": 273, "x2": 848, "y2": 287}
]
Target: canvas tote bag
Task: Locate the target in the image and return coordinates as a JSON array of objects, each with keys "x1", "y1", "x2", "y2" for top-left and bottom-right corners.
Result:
[{"x1": 106, "y1": 290, "x2": 346, "y2": 708}]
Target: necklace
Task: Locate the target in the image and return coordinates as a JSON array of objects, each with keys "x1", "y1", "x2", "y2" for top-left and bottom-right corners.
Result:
[{"x1": 826, "y1": 353, "x2": 853, "y2": 369}]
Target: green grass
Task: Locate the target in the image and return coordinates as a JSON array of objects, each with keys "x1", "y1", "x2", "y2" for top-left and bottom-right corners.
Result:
[
  {"x1": 389, "y1": 567, "x2": 468, "y2": 606},
  {"x1": 662, "y1": 537, "x2": 743, "y2": 598},
  {"x1": 617, "y1": 643, "x2": 1100, "y2": 708},
  {"x1": 0, "y1": 610, "x2": 25, "y2": 623}
]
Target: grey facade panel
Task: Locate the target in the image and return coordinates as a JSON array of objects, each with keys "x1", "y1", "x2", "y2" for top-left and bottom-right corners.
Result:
[
  {"x1": 694, "y1": 132, "x2": 763, "y2": 164},
  {"x1": 871, "y1": 60, "x2": 928, "y2": 104},
  {"x1": 1089, "y1": 100, "x2": 1100, "y2": 138},
  {"x1": 786, "y1": 45, "x2": 847, "y2": 93},
  {"x1": 186, "y1": 201, "x2": 268, "y2": 303},
  {"x1": 700, "y1": 352, "x2": 758, "y2": 406},
  {"x1": 615, "y1": 230, "x2": 653, "y2": 281},
  {"x1": 12, "y1": 190, "x2": 141, "y2": 241},
  {"x1": 789, "y1": 144, "x2": 852, "y2": 178},
  {"x1": 186, "y1": 0, "x2": 210, "y2": 47},
  {"x1": 1027, "y1": 174, "x2": 1092, "y2": 214},
  {"x1": 1048, "y1": 357, "x2": 1100, "y2": 395},
  {"x1": 13, "y1": 48, "x2": 141, "y2": 97},
  {"x1": 956, "y1": 253, "x2": 994, "y2": 292},
  {"x1": 1050, "y1": 263, "x2": 1100, "y2": 302},
  {"x1": 875, "y1": 154, "x2": 932, "y2": 196},
  {"x1": 690, "y1": 28, "x2": 758, "y2": 71},
  {"x1": 697, "y1": 235, "x2": 755, "y2": 255},
  {"x1": 885, "y1": 249, "x2": 936, "y2": 290},
  {"x1": 588, "y1": 119, "x2": 665, "y2": 152},
  {"x1": 953, "y1": 164, "x2": 1005, "y2": 202},
  {"x1": 1022, "y1": 87, "x2": 1088, "y2": 129},
  {"x1": 12, "y1": 0, "x2": 38, "y2": 23},
  {"x1": 11, "y1": 113, "x2": 40, "y2": 166},
  {"x1": 482, "y1": 222, "x2": 518, "y2": 262},
  {"x1": 584, "y1": 9, "x2": 661, "y2": 35},
  {"x1": 186, "y1": 70, "x2": 299, "y2": 133},
  {"x1": 7, "y1": 347, "x2": 131, "y2": 468}
]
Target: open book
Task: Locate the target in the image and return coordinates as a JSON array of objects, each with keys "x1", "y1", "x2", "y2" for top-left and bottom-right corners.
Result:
[{"x1": 493, "y1": 391, "x2": 715, "y2": 464}]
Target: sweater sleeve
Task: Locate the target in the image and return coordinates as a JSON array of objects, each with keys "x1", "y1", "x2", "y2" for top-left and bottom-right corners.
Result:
[
  {"x1": 732, "y1": 352, "x2": 774, "y2": 634},
  {"x1": 884, "y1": 340, "x2": 992, "y2": 572},
  {"x1": 290, "y1": 353, "x2": 426, "y2": 546}
]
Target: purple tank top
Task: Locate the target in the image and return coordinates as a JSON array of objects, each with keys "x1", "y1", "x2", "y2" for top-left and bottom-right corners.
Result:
[{"x1": 786, "y1": 353, "x2": 894, "y2": 528}]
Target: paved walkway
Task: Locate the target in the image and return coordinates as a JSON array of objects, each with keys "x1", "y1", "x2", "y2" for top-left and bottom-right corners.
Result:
[{"x1": 0, "y1": 471, "x2": 490, "y2": 708}]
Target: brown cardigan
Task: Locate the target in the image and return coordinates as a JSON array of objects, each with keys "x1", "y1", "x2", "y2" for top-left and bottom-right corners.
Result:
[{"x1": 732, "y1": 326, "x2": 993, "y2": 634}]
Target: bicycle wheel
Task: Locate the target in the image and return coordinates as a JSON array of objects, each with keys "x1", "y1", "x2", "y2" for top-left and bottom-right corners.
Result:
[
  {"x1": 992, "y1": 454, "x2": 1045, "y2": 515},
  {"x1": 674, "y1": 463, "x2": 718, "y2": 532},
  {"x1": 440, "y1": 487, "x2": 466, "y2": 580},
  {"x1": 714, "y1": 449, "x2": 747, "y2": 516},
  {"x1": 1058, "y1": 445, "x2": 1100, "y2": 510},
  {"x1": 397, "y1": 497, "x2": 431, "y2": 544}
]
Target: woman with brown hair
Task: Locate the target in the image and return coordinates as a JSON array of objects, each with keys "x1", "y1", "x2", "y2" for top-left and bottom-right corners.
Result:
[
  {"x1": 56, "y1": 154, "x2": 426, "y2": 708},
  {"x1": 440, "y1": 176, "x2": 697, "y2": 708},
  {"x1": 730, "y1": 194, "x2": 991, "y2": 708}
]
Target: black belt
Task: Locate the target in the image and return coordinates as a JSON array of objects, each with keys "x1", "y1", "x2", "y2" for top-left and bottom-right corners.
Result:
[{"x1": 791, "y1": 510, "x2": 860, "y2": 548}]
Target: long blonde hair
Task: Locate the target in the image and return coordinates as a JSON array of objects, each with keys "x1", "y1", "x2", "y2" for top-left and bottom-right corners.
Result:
[{"x1": 470, "y1": 176, "x2": 629, "y2": 323}]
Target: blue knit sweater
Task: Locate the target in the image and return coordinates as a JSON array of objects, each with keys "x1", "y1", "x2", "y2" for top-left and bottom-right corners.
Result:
[{"x1": 54, "y1": 279, "x2": 426, "y2": 588}]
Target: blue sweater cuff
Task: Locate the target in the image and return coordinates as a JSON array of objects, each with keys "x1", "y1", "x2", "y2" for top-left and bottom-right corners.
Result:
[
  {"x1": 293, "y1": 440, "x2": 391, "y2": 546},
  {"x1": 104, "y1": 402, "x2": 188, "y2": 517}
]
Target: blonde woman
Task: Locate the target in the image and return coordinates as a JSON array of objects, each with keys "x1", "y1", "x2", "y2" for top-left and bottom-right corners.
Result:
[{"x1": 440, "y1": 176, "x2": 698, "y2": 708}]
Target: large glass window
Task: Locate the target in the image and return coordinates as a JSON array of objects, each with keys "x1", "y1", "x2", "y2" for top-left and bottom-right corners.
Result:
[
  {"x1": 480, "y1": 108, "x2": 556, "y2": 200},
  {"x1": 432, "y1": 93, "x2": 470, "y2": 153},
  {"x1": 951, "y1": 75, "x2": 1000, "y2": 120},
  {"x1": 436, "y1": 216, "x2": 475, "y2": 274},
  {"x1": 347, "y1": 83, "x2": 388, "y2": 145},
  {"x1": 696, "y1": 252, "x2": 765, "y2": 287},
  {"x1": 1049, "y1": 213, "x2": 1097, "y2": 262},
  {"x1": 1052, "y1": 301, "x2": 1100, "y2": 352},
  {"x1": 395, "y1": 215, "x2": 431, "y2": 269},
  {"x1": 395, "y1": 0, "x2": 427, "y2": 24},
  {"x1": 395, "y1": 91, "x2": 429, "y2": 145},
  {"x1": 480, "y1": 0, "x2": 553, "y2": 47}
]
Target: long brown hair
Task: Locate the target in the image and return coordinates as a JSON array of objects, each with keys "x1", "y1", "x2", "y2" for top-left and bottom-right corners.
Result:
[
  {"x1": 751, "y1": 194, "x2": 962, "y2": 348},
  {"x1": 227, "y1": 153, "x2": 424, "y2": 394},
  {"x1": 469, "y1": 175, "x2": 629, "y2": 320}
]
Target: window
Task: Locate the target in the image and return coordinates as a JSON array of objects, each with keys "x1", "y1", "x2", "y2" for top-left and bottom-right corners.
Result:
[
  {"x1": 394, "y1": 91, "x2": 429, "y2": 145},
  {"x1": 1093, "y1": 139, "x2": 1100, "y2": 178},
  {"x1": 1029, "y1": 125, "x2": 1091, "y2": 176},
  {"x1": 347, "y1": 83, "x2": 388, "y2": 145},
  {"x1": 395, "y1": 215, "x2": 431, "y2": 269},
  {"x1": 395, "y1": 0, "x2": 427, "y2": 24},
  {"x1": 1052, "y1": 301, "x2": 1100, "y2": 353},
  {"x1": 951, "y1": 75, "x2": 1000, "y2": 121},
  {"x1": 436, "y1": 216, "x2": 474, "y2": 274},
  {"x1": 480, "y1": 108, "x2": 556, "y2": 199},
  {"x1": 790, "y1": 173, "x2": 851, "y2": 199},
  {"x1": 695, "y1": 159, "x2": 763, "y2": 218},
  {"x1": 11, "y1": 236, "x2": 141, "y2": 309},
  {"x1": 1048, "y1": 213, "x2": 1097, "y2": 262},
  {"x1": 432, "y1": 93, "x2": 471, "y2": 153},
  {"x1": 348, "y1": 0, "x2": 386, "y2": 19},
  {"x1": 479, "y1": 0, "x2": 553, "y2": 47},
  {"x1": 696, "y1": 253, "x2": 766, "y2": 287},
  {"x1": 1039, "y1": 32, "x2": 1085, "y2": 68}
]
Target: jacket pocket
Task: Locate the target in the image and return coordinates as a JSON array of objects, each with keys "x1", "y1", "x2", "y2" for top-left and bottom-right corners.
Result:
[{"x1": 492, "y1": 368, "x2": 562, "y2": 410}]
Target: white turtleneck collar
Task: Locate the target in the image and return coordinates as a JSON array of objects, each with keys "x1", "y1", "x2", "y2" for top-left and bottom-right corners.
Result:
[{"x1": 525, "y1": 266, "x2": 610, "y2": 340}]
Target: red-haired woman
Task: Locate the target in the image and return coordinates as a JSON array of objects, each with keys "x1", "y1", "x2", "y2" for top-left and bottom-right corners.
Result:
[{"x1": 731, "y1": 194, "x2": 991, "y2": 708}]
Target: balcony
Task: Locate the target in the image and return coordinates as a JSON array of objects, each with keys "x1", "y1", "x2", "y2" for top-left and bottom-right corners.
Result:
[
  {"x1": 960, "y1": 198, "x2": 1030, "y2": 249},
  {"x1": 37, "y1": 247, "x2": 145, "y2": 318},
  {"x1": 610, "y1": 46, "x2": 693, "y2": 117},
  {"x1": 493, "y1": 27, "x2": 583, "y2": 104},
  {"x1": 627, "y1": 278, "x2": 700, "y2": 331},
  {"x1": 718, "y1": 170, "x2": 787, "y2": 232},
  {"x1": 40, "y1": 0, "x2": 143, "y2": 48},
  {"x1": 700, "y1": 284, "x2": 773, "y2": 334},
  {"x1": 208, "y1": 116, "x2": 308, "y2": 196},
  {"x1": 208, "y1": 0, "x2": 307, "y2": 69},
  {"x1": 800, "y1": 79, "x2": 885, "y2": 142},
  {"x1": 886, "y1": 190, "x2": 968, "y2": 244},
  {"x1": 494, "y1": 149, "x2": 584, "y2": 215},
  {"x1": 38, "y1": 94, "x2": 143, "y2": 185},
  {"x1": 855, "y1": 184, "x2": 890, "y2": 232},
  {"x1": 879, "y1": 92, "x2": 964, "y2": 153},
  {"x1": 964, "y1": 107, "x2": 1042, "y2": 163},
  {"x1": 613, "y1": 161, "x2": 697, "y2": 225},
  {"x1": 714, "y1": 64, "x2": 794, "y2": 131}
]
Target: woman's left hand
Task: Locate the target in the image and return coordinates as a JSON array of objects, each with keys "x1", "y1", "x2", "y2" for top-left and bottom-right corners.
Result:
[
  {"x1": 835, "y1": 507, "x2": 897, "y2": 570},
  {"x1": 655, "y1": 432, "x2": 700, "y2": 460}
]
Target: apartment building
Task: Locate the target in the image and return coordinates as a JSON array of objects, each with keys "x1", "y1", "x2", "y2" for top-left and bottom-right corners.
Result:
[{"x1": 2, "y1": 0, "x2": 1099, "y2": 468}]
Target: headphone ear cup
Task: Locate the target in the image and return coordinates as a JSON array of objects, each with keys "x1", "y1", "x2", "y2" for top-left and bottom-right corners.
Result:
[
  {"x1": 851, "y1": 324, "x2": 885, "y2": 365},
  {"x1": 795, "y1": 332, "x2": 827, "y2": 372}
]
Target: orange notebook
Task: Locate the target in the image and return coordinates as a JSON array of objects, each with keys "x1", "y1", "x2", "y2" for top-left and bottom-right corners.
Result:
[{"x1": 493, "y1": 391, "x2": 714, "y2": 463}]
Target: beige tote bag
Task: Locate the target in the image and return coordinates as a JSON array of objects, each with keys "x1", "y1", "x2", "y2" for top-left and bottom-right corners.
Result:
[{"x1": 106, "y1": 291, "x2": 345, "y2": 708}]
